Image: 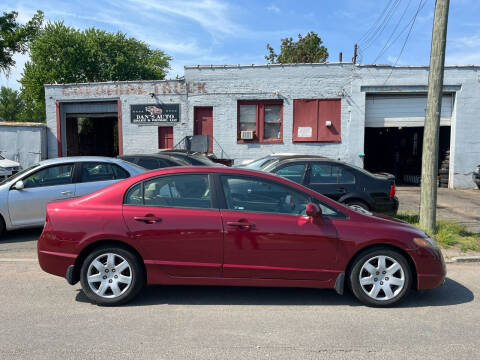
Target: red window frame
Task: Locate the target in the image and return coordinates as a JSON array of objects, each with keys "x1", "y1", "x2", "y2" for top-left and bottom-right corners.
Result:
[{"x1": 237, "y1": 100, "x2": 283, "y2": 143}]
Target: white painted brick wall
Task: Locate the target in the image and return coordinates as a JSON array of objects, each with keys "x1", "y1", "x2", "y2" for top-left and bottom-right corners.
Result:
[{"x1": 44, "y1": 64, "x2": 480, "y2": 188}]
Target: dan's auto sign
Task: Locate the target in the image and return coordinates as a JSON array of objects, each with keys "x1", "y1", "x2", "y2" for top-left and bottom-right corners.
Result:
[{"x1": 131, "y1": 104, "x2": 180, "y2": 124}]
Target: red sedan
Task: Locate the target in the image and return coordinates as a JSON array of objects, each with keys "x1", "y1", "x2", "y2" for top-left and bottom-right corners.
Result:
[{"x1": 38, "y1": 167, "x2": 446, "y2": 307}]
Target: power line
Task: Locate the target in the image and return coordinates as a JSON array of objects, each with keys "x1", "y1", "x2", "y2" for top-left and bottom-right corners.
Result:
[
  {"x1": 359, "y1": 0, "x2": 403, "y2": 52},
  {"x1": 357, "y1": 0, "x2": 396, "y2": 45},
  {"x1": 372, "y1": 0, "x2": 413, "y2": 63},
  {"x1": 383, "y1": 0, "x2": 427, "y2": 84}
]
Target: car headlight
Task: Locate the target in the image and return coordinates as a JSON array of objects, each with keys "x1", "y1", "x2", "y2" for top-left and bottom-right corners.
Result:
[{"x1": 413, "y1": 235, "x2": 437, "y2": 248}]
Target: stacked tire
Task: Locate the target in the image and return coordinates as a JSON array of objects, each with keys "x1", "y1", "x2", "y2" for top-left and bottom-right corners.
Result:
[{"x1": 438, "y1": 150, "x2": 449, "y2": 188}]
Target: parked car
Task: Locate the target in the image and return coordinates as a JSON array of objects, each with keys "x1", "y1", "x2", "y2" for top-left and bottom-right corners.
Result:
[
  {"x1": 473, "y1": 165, "x2": 480, "y2": 189},
  {"x1": 0, "y1": 156, "x2": 145, "y2": 234},
  {"x1": 0, "y1": 154, "x2": 21, "y2": 178},
  {"x1": 118, "y1": 154, "x2": 189, "y2": 170},
  {"x1": 243, "y1": 155, "x2": 398, "y2": 215},
  {"x1": 159, "y1": 150, "x2": 223, "y2": 166},
  {"x1": 38, "y1": 166, "x2": 445, "y2": 307}
]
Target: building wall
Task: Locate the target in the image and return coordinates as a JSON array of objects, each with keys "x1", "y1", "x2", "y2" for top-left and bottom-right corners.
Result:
[
  {"x1": 184, "y1": 64, "x2": 362, "y2": 166},
  {"x1": 44, "y1": 64, "x2": 480, "y2": 188},
  {"x1": 0, "y1": 123, "x2": 47, "y2": 168}
]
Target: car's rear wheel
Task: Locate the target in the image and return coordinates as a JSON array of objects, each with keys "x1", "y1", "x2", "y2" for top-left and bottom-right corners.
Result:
[
  {"x1": 80, "y1": 246, "x2": 145, "y2": 306},
  {"x1": 349, "y1": 248, "x2": 411, "y2": 307}
]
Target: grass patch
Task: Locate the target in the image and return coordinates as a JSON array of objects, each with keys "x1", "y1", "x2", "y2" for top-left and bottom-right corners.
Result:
[{"x1": 394, "y1": 212, "x2": 480, "y2": 252}]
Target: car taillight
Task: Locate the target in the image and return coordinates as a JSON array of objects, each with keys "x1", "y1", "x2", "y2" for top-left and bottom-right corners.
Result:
[{"x1": 389, "y1": 185, "x2": 396, "y2": 198}]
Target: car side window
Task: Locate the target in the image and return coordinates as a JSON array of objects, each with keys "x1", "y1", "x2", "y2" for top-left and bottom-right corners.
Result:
[
  {"x1": 125, "y1": 183, "x2": 143, "y2": 205},
  {"x1": 111, "y1": 165, "x2": 129, "y2": 179},
  {"x1": 22, "y1": 164, "x2": 74, "y2": 189},
  {"x1": 273, "y1": 164, "x2": 306, "y2": 184},
  {"x1": 221, "y1": 176, "x2": 311, "y2": 215},
  {"x1": 127, "y1": 174, "x2": 212, "y2": 209},
  {"x1": 309, "y1": 164, "x2": 355, "y2": 185},
  {"x1": 80, "y1": 162, "x2": 116, "y2": 183}
]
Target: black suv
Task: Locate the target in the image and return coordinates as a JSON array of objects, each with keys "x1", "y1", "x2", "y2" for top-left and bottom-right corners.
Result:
[
  {"x1": 242, "y1": 155, "x2": 398, "y2": 215},
  {"x1": 473, "y1": 165, "x2": 480, "y2": 189}
]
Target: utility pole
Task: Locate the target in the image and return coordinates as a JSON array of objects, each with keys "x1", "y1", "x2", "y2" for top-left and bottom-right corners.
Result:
[{"x1": 419, "y1": 0, "x2": 450, "y2": 232}]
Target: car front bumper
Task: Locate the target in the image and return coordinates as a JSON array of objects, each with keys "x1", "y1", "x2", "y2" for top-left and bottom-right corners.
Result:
[{"x1": 411, "y1": 247, "x2": 447, "y2": 290}]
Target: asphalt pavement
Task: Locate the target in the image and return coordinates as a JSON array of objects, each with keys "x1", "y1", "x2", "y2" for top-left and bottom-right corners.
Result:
[{"x1": 1, "y1": 229, "x2": 479, "y2": 360}]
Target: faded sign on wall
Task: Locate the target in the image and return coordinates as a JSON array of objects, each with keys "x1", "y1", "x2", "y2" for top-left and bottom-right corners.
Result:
[
  {"x1": 131, "y1": 104, "x2": 180, "y2": 124},
  {"x1": 60, "y1": 81, "x2": 207, "y2": 97}
]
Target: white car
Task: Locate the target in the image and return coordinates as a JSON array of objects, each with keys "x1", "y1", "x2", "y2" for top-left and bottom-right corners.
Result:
[
  {"x1": 0, "y1": 156, "x2": 146, "y2": 234},
  {"x1": 0, "y1": 154, "x2": 21, "y2": 178}
]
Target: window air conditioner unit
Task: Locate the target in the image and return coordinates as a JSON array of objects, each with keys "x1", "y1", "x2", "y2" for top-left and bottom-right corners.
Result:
[{"x1": 240, "y1": 130, "x2": 254, "y2": 140}]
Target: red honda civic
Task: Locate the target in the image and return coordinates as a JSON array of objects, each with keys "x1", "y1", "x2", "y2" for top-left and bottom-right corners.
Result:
[{"x1": 38, "y1": 167, "x2": 446, "y2": 307}]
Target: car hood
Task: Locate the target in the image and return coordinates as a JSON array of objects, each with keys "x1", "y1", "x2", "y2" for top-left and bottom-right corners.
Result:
[{"x1": 0, "y1": 159, "x2": 20, "y2": 167}]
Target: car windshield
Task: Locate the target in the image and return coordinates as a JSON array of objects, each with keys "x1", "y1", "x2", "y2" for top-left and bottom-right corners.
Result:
[
  {"x1": 168, "y1": 153, "x2": 215, "y2": 166},
  {"x1": 116, "y1": 160, "x2": 147, "y2": 173},
  {"x1": 243, "y1": 156, "x2": 279, "y2": 170},
  {"x1": 0, "y1": 164, "x2": 40, "y2": 186}
]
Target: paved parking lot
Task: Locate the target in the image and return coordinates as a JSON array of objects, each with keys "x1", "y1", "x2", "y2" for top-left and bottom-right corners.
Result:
[
  {"x1": 397, "y1": 186, "x2": 480, "y2": 234},
  {"x1": 1, "y1": 230, "x2": 479, "y2": 360}
]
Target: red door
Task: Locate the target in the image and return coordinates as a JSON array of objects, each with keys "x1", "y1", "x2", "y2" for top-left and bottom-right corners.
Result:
[
  {"x1": 158, "y1": 126, "x2": 173, "y2": 149},
  {"x1": 122, "y1": 174, "x2": 223, "y2": 278},
  {"x1": 219, "y1": 175, "x2": 339, "y2": 281},
  {"x1": 194, "y1": 107, "x2": 213, "y2": 152}
]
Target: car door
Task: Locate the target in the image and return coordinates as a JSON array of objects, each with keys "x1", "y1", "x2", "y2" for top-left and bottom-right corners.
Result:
[
  {"x1": 306, "y1": 162, "x2": 356, "y2": 201},
  {"x1": 219, "y1": 174, "x2": 340, "y2": 281},
  {"x1": 122, "y1": 173, "x2": 223, "y2": 277},
  {"x1": 75, "y1": 162, "x2": 128, "y2": 197},
  {"x1": 8, "y1": 163, "x2": 75, "y2": 227}
]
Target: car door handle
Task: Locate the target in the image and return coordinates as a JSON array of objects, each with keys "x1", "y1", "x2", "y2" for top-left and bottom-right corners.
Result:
[
  {"x1": 61, "y1": 190, "x2": 73, "y2": 196},
  {"x1": 227, "y1": 221, "x2": 254, "y2": 230},
  {"x1": 134, "y1": 214, "x2": 162, "y2": 224}
]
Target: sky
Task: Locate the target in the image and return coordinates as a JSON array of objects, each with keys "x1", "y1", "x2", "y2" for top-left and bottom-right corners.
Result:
[{"x1": 2, "y1": 0, "x2": 480, "y2": 90}]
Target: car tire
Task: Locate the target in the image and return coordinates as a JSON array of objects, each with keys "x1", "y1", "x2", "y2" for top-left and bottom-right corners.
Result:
[
  {"x1": 349, "y1": 248, "x2": 411, "y2": 307},
  {"x1": 345, "y1": 200, "x2": 370, "y2": 212},
  {"x1": 80, "y1": 245, "x2": 145, "y2": 306}
]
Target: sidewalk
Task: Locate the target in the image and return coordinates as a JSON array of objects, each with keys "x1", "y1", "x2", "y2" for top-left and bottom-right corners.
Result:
[{"x1": 396, "y1": 186, "x2": 480, "y2": 234}]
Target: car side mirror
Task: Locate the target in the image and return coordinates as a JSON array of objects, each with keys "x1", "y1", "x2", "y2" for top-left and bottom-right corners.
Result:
[
  {"x1": 12, "y1": 180, "x2": 24, "y2": 190},
  {"x1": 306, "y1": 202, "x2": 322, "y2": 218}
]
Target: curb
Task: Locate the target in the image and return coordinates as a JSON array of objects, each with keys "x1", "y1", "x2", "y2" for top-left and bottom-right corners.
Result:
[{"x1": 444, "y1": 256, "x2": 480, "y2": 264}]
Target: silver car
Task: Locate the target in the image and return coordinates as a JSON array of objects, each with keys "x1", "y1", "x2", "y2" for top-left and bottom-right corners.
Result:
[{"x1": 0, "y1": 156, "x2": 145, "y2": 233}]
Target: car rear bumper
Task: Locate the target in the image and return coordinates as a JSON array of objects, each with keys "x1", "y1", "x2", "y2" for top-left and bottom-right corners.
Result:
[
  {"x1": 373, "y1": 196, "x2": 399, "y2": 216},
  {"x1": 38, "y1": 248, "x2": 76, "y2": 278}
]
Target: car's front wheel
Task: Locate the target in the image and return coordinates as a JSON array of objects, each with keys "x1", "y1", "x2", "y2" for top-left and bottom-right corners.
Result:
[
  {"x1": 349, "y1": 248, "x2": 411, "y2": 307},
  {"x1": 80, "y1": 246, "x2": 145, "y2": 306}
]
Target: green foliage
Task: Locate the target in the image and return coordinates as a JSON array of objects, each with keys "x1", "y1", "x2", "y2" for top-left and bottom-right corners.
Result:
[
  {"x1": 0, "y1": 86, "x2": 24, "y2": 122},
  {"x1": 20, "y1": 22, "x2": 171, "y2": 122},
  {"x1": 265, "y1": 31, "x2": 329, "y2": 64},
  {"x1": 0, "y1": 10, "x2": 43, "y2": 73},
  {"x1": 394, "y1": 212, "x2": 480, "y2": 252}
]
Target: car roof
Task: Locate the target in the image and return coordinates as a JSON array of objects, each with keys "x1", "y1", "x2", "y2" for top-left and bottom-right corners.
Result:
[
  {"x1": 38, "y1": 156, "x2": 128, "y2": 166},
  {"x1": 119, "y1": 153, "x2": 188, "y2": 163}
]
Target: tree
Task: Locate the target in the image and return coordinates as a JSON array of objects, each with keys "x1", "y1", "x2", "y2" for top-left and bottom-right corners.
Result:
[
  {"x1": 0, "y1": 86, "x2": 25, "y2": 122},
  {"x1": 265, "y1": 31, "x2": 328, "y2": 64},
  {"x1": 0, "y1": 10, "x2": 43, "y2": 73},
  {"x1": 21, "y1": 22, "x2": 172, "y2": 122}
]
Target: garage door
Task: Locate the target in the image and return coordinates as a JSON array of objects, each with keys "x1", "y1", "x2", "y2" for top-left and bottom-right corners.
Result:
[{"x1": 365, "y1": 93, "x2": 453, "y2": 127}]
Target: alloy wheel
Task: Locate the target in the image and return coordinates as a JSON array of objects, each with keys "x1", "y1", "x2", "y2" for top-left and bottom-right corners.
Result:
[
  {"x1": 358, "y1": 255, "x2": 405, "y2": 301},
  {"x1": 87, "y1": 253, "x2": 132, "y2": 298}
]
